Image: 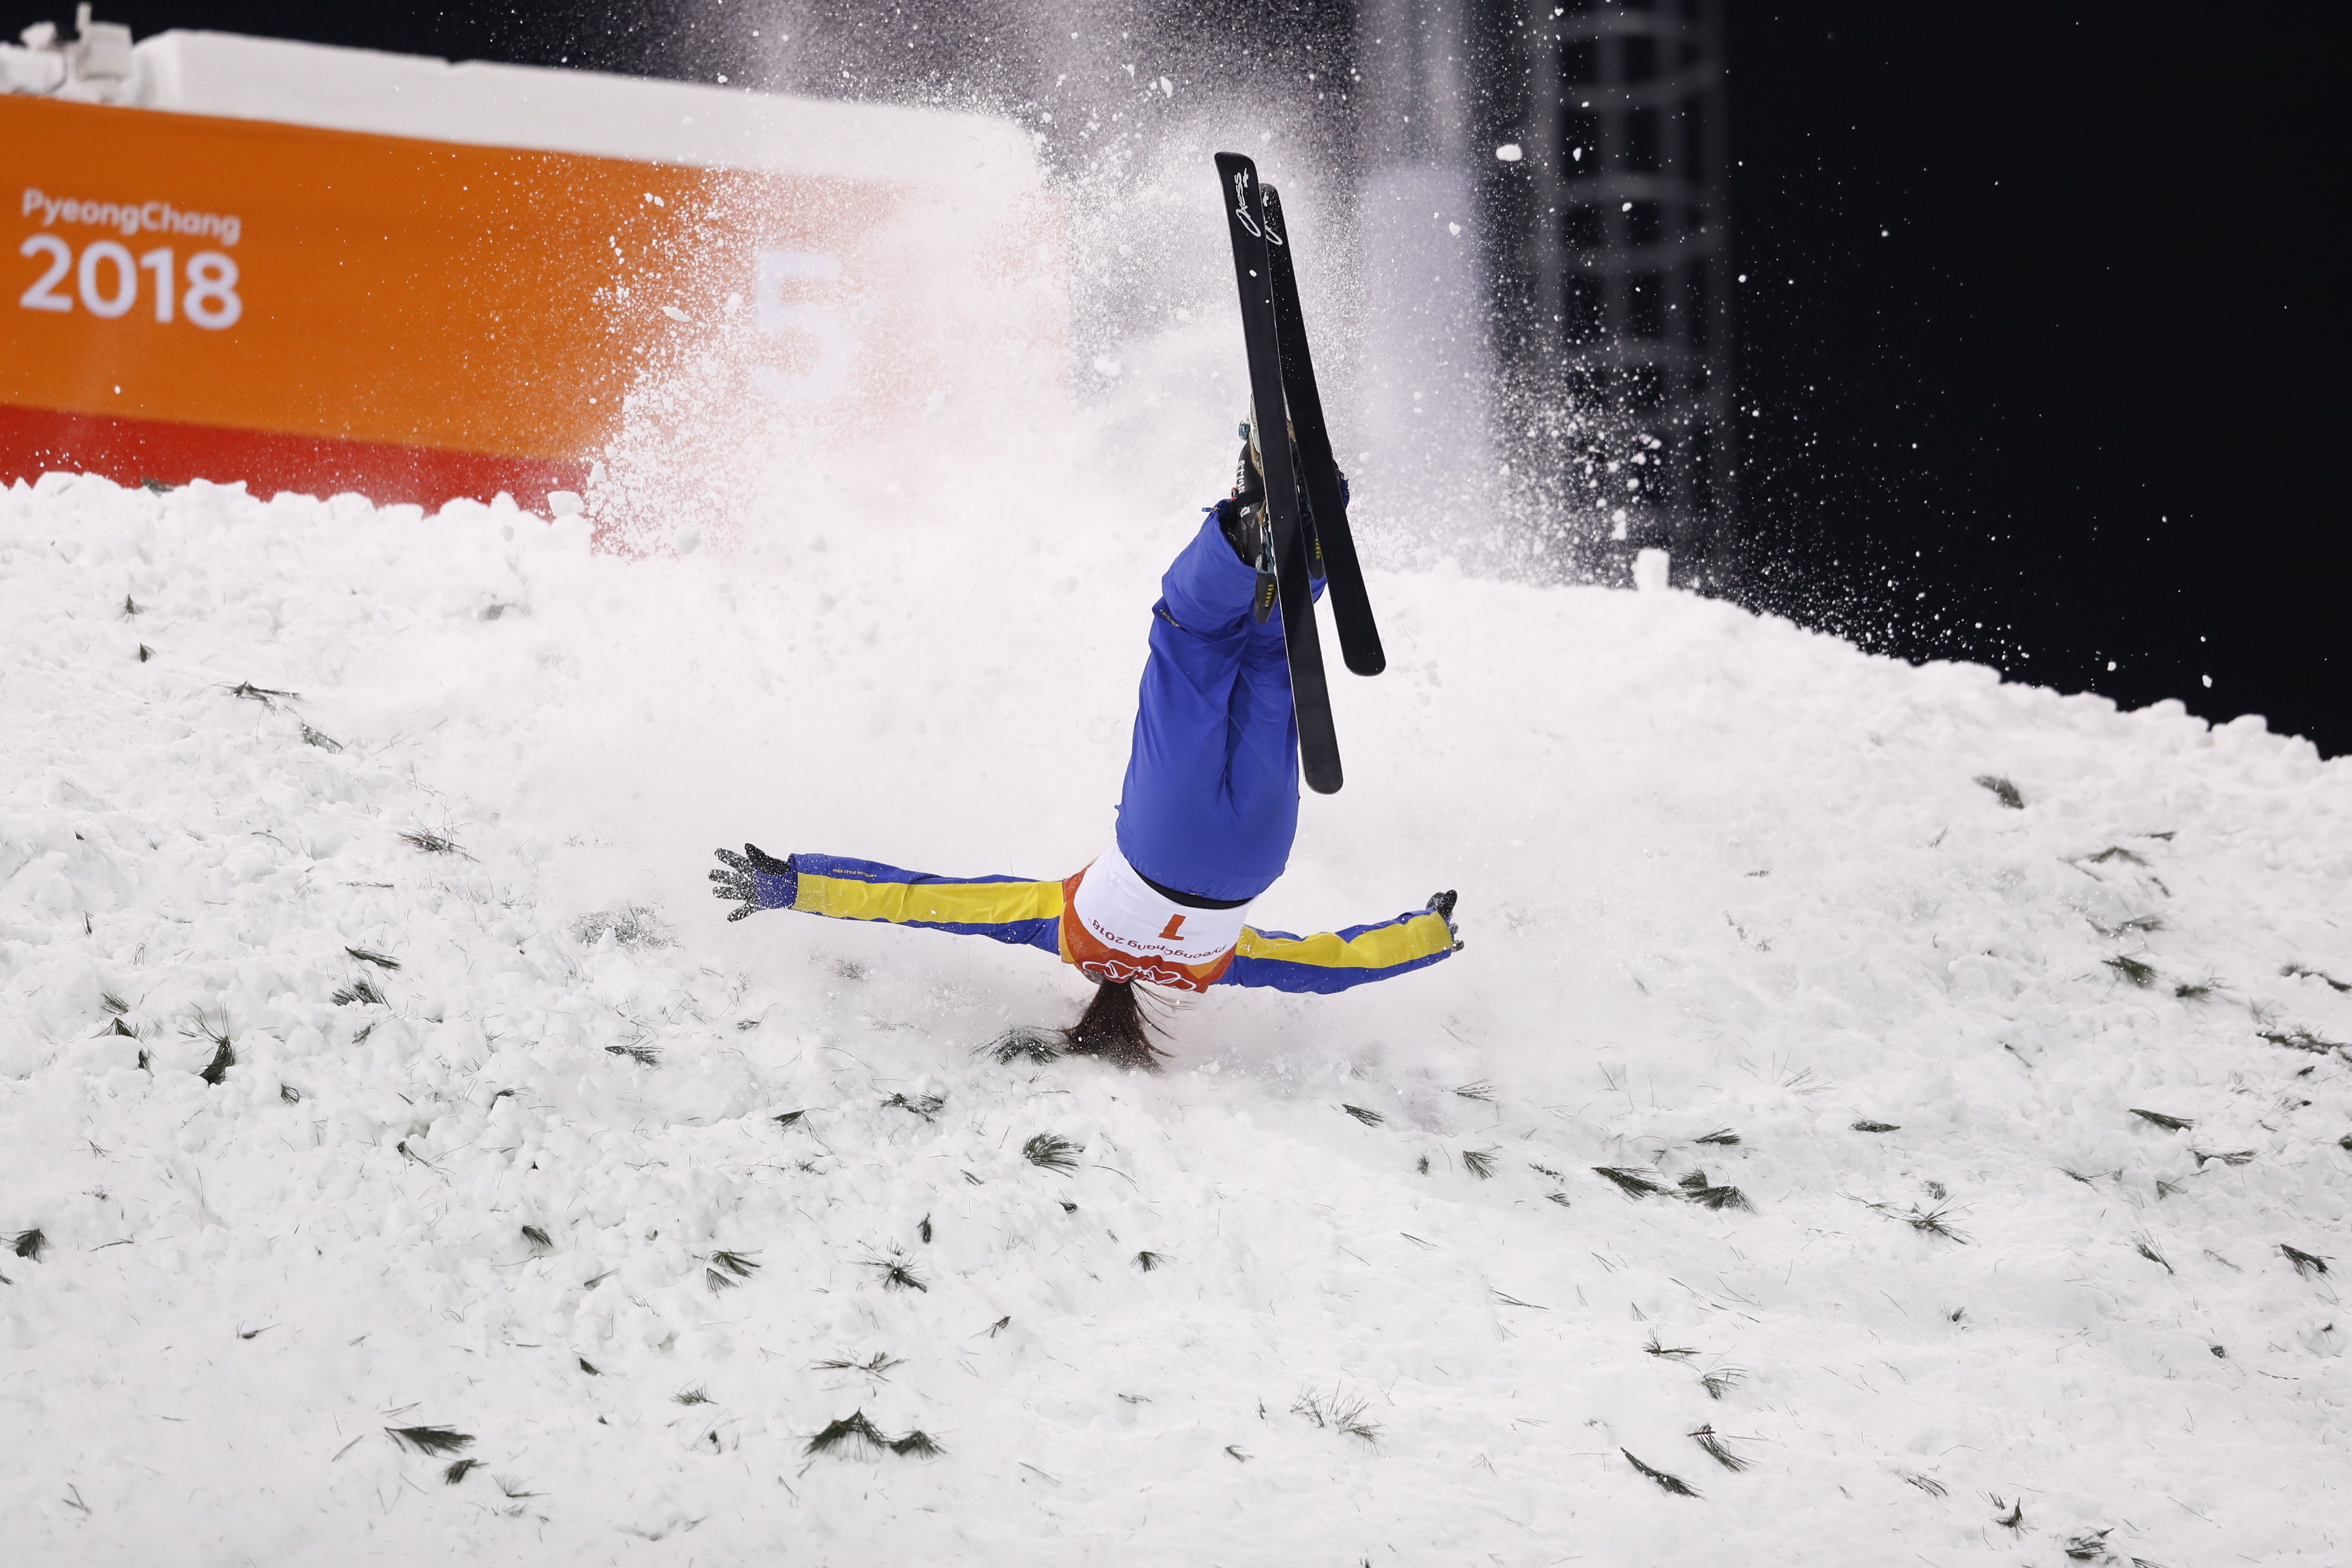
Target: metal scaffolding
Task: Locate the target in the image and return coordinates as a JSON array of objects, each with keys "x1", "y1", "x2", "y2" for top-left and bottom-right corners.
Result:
[{"x1": 1474, "y1": 0, "x2": 1734, "y2": 580}]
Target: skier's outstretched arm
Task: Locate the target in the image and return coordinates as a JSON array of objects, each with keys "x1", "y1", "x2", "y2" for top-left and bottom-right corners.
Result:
[
  {"x1": 1220, "y1": 892, "x2": 1462, "y2": 995},
  {"x1": 712, "y1": 845, "x2": 1062, "y2": 954}
]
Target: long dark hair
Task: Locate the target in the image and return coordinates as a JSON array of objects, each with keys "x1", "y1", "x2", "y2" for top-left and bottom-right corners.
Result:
[{"x1": 1063, "y1": 979, "x2": 1166, "y2": 1070}]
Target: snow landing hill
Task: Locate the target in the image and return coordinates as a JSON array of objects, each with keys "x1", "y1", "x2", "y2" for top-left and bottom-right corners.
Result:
[{"x1": 3, "y1": 472, "x2": 2349, "y2": 1568}]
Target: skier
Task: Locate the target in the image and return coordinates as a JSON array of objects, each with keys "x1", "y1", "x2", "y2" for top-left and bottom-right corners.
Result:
[{"x1": 710, "y1": 444, "x2": 1461, "y2": 1067}]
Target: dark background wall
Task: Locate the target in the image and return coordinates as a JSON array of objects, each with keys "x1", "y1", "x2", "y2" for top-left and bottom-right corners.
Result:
[
  {"x1": 3, "y1": 3, "x2": 674, "y2": 77},
  {"x1": 8, "y1": 1, "x2": 2342, "y2": 753}
]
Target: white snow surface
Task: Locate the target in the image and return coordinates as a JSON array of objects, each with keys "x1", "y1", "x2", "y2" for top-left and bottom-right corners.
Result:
[{"x1": 3, "y1": 473, "x2": 2350, "y2": 1565}]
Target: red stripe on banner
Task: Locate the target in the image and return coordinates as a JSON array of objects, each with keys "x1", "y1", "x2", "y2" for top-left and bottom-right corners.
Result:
[{"x1": 0, "y1": 404, "x2": 587, "y2": 511}]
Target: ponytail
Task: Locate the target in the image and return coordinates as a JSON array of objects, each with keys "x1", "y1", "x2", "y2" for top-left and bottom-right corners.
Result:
[{"x1": 1063, "y1": 979, "x2": 1166, "y2": 1070}]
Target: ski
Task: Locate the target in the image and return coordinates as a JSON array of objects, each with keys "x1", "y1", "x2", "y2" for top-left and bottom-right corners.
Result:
[
  {"x1": 1258, "y1": 184, "x2": 1386, "y2": 677},
  {"x1": 1215, "y1": 151, "x2": 1342, "y2": 795}
]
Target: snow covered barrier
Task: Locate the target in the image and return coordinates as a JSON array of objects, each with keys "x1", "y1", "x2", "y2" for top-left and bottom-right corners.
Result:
[
  {"x1": 1, "y1": 28, "x2": 1063, "y2": 516},
  {"x1": 3, "y1": 474, "x2": 2351, "y2": 1563}
]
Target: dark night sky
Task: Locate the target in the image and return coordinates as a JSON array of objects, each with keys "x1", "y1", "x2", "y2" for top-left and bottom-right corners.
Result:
[
  {"x1": 10, "y1": 2, "x2": 2342, "y2": 753},
  {"x1": 1721, "y1": 3, "x2": 2344, "y2": 756}
]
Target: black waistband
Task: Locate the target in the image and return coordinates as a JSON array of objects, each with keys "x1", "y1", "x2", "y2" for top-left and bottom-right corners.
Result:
[{"x1": 1134, "y1": 867, "x2": 1253, "y2": 910}]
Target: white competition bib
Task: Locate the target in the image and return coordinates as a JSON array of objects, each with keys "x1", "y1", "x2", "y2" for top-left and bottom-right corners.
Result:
[{"x1": 1070, "y1": 843, "x2": 1250, "y2": 966}]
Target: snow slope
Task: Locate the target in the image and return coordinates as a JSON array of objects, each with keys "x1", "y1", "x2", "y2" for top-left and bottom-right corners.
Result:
[{"x1": 3, "y1": 472, "x2": 2349, "y2": 1566}]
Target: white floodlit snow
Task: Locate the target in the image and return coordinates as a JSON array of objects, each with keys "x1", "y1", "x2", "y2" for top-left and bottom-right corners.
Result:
[{"x1": 4, "y1": 473, "x2": 2349, "y2": 1565}]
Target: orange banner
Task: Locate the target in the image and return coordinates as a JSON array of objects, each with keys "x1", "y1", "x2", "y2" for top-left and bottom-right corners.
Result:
[{"x1": 3, "y1": 92, "x2": 1060, "y2": 505}]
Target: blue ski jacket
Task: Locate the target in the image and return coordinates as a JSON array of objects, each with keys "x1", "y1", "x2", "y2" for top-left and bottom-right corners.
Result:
[{"x1": 745, "y1": 503, "x2": 1456, "y2": 995}]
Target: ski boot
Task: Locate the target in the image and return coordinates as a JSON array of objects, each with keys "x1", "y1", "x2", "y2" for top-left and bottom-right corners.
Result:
[{"x1": 1222, "y1": 417, "x2": 1280, "y2": 622}]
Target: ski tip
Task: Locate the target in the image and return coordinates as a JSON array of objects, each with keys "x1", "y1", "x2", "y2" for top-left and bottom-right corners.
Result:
[
  {"x1": 1344, "y1": 649, "x2": 1387, "y2": 678},
  {"x1": 1304, "y1": 760, "x2": 1344, "y2": 796}
]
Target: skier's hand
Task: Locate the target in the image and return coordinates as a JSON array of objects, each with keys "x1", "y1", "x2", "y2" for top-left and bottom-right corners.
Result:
[
  {"x1": 1427, "y1": 889, "x2": 1463, "y2": 951},
  {"x1": 711, "y1": 843, "x2": 797, "y2": 922}
]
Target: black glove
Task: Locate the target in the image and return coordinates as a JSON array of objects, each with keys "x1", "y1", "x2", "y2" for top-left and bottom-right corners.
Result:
[
  {"x1": 1427, "y1": 889, "x2": 1464, "y2": 950},
  {"x1": 710, "y1": 843, "x2": 797, "y2": 922}
]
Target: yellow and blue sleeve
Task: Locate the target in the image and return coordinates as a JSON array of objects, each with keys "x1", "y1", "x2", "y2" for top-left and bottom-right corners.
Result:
[
  {"x1": 790, "y1": 854, "x2": 1064, "y2": 954},
  {"x1": 784, "y1": 855, "x2": 1454, "y2": 992},
  {"x1": 1221, "y1": 907, "x2": 1458, "y2": 994}
]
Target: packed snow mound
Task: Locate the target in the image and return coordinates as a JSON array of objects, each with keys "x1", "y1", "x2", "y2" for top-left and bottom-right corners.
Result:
[{"x1": 3, "y1": 473, "x2": 2349, "y2": 1567}]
